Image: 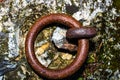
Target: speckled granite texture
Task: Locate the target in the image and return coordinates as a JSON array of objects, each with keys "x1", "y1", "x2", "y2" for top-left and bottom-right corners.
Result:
[{"x1": 0, "y1": 0, "x2": 120, "y2": 80}]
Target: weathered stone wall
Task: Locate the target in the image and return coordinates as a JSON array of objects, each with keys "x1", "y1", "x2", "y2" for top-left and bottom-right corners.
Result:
[{"x1": 0, "y1": 0, "x2": 120, "y2": 80}]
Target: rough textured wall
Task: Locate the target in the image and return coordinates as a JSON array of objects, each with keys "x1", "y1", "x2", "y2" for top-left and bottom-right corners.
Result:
[{"x1": 0, "y1": 0, "x2": 120, "y2": 80}]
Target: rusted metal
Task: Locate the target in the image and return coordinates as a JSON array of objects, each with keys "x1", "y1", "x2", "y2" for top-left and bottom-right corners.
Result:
[
  {"x1": 0, "y1": 0, "x2": 4, "y2": 2},
  {"x1": 66, "y1": 27, "x2": 97, "y2": 39},
  {"x1": 25, "y1": 13, "x2": 96, "y2": 79}
]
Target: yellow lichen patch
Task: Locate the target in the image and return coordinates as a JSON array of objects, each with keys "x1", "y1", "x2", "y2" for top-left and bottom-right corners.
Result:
[
  {"x1": 53, "y1": 53, "x2": 59, "y2": 60},
  {"x1": 49, "y1": 54, "x2": 74, "y2": 69},
  {"x1": 20, "y1": 65, "x2": 27, "y2": 74},
  {"x1": 60, "y1": 53, "x2": 73, "y2": 60},
  {"x1": 42, "y1": 28, "x2": 54, "y2": 39},
  {"x1": 48, "y1": 56, "x2": 62, "y2": 69},
  {"x1": 35, "y1": 42, "x2": 50, "y2": 56}
]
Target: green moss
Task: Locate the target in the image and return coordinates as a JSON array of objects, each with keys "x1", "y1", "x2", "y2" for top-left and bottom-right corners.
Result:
[
  {"x1": 0, "y1": 35, "x2": 8, "y2": 55},
  {"x1": 113, "y1": 0, "x2": 120, "y2": 10}
]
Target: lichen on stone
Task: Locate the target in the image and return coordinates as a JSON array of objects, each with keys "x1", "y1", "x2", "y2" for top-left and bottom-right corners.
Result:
[{"x1": 0, "y1": 0, "x2": 120, "y2": 80}]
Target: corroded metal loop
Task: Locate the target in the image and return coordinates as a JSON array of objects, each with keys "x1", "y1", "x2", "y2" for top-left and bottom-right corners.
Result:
[
  {"x1": 25, "y1": 13, "x2": 90, "y2": 79},
  {"x1": 0, "y1": 0, "x2": 4, "y2": 2},
  {"x1": 66, "y1": 27, "x2": 97, "y2": 39}
]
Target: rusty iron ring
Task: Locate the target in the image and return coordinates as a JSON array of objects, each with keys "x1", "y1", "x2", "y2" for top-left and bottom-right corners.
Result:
[
  {"x1": 0, "y1": 0, "x2": 4, "y2": 2},
  {"x1": 25, "y1": 13, "x2": 89, "y2": 79},
  {"x1": 66, "y1": 27, "x2": 97, "y2": 39}
]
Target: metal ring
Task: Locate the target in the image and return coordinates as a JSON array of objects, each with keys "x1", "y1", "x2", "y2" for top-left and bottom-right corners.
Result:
[
  {"x1": 0, "y1": 0, "x2": 4, "y2": 2},
  {"x1": 25, "y1": 13, "x2": 89, "y2": 79},
  {"x1": 66, "y1": 27, "x2": 97, "y2": 39}
]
